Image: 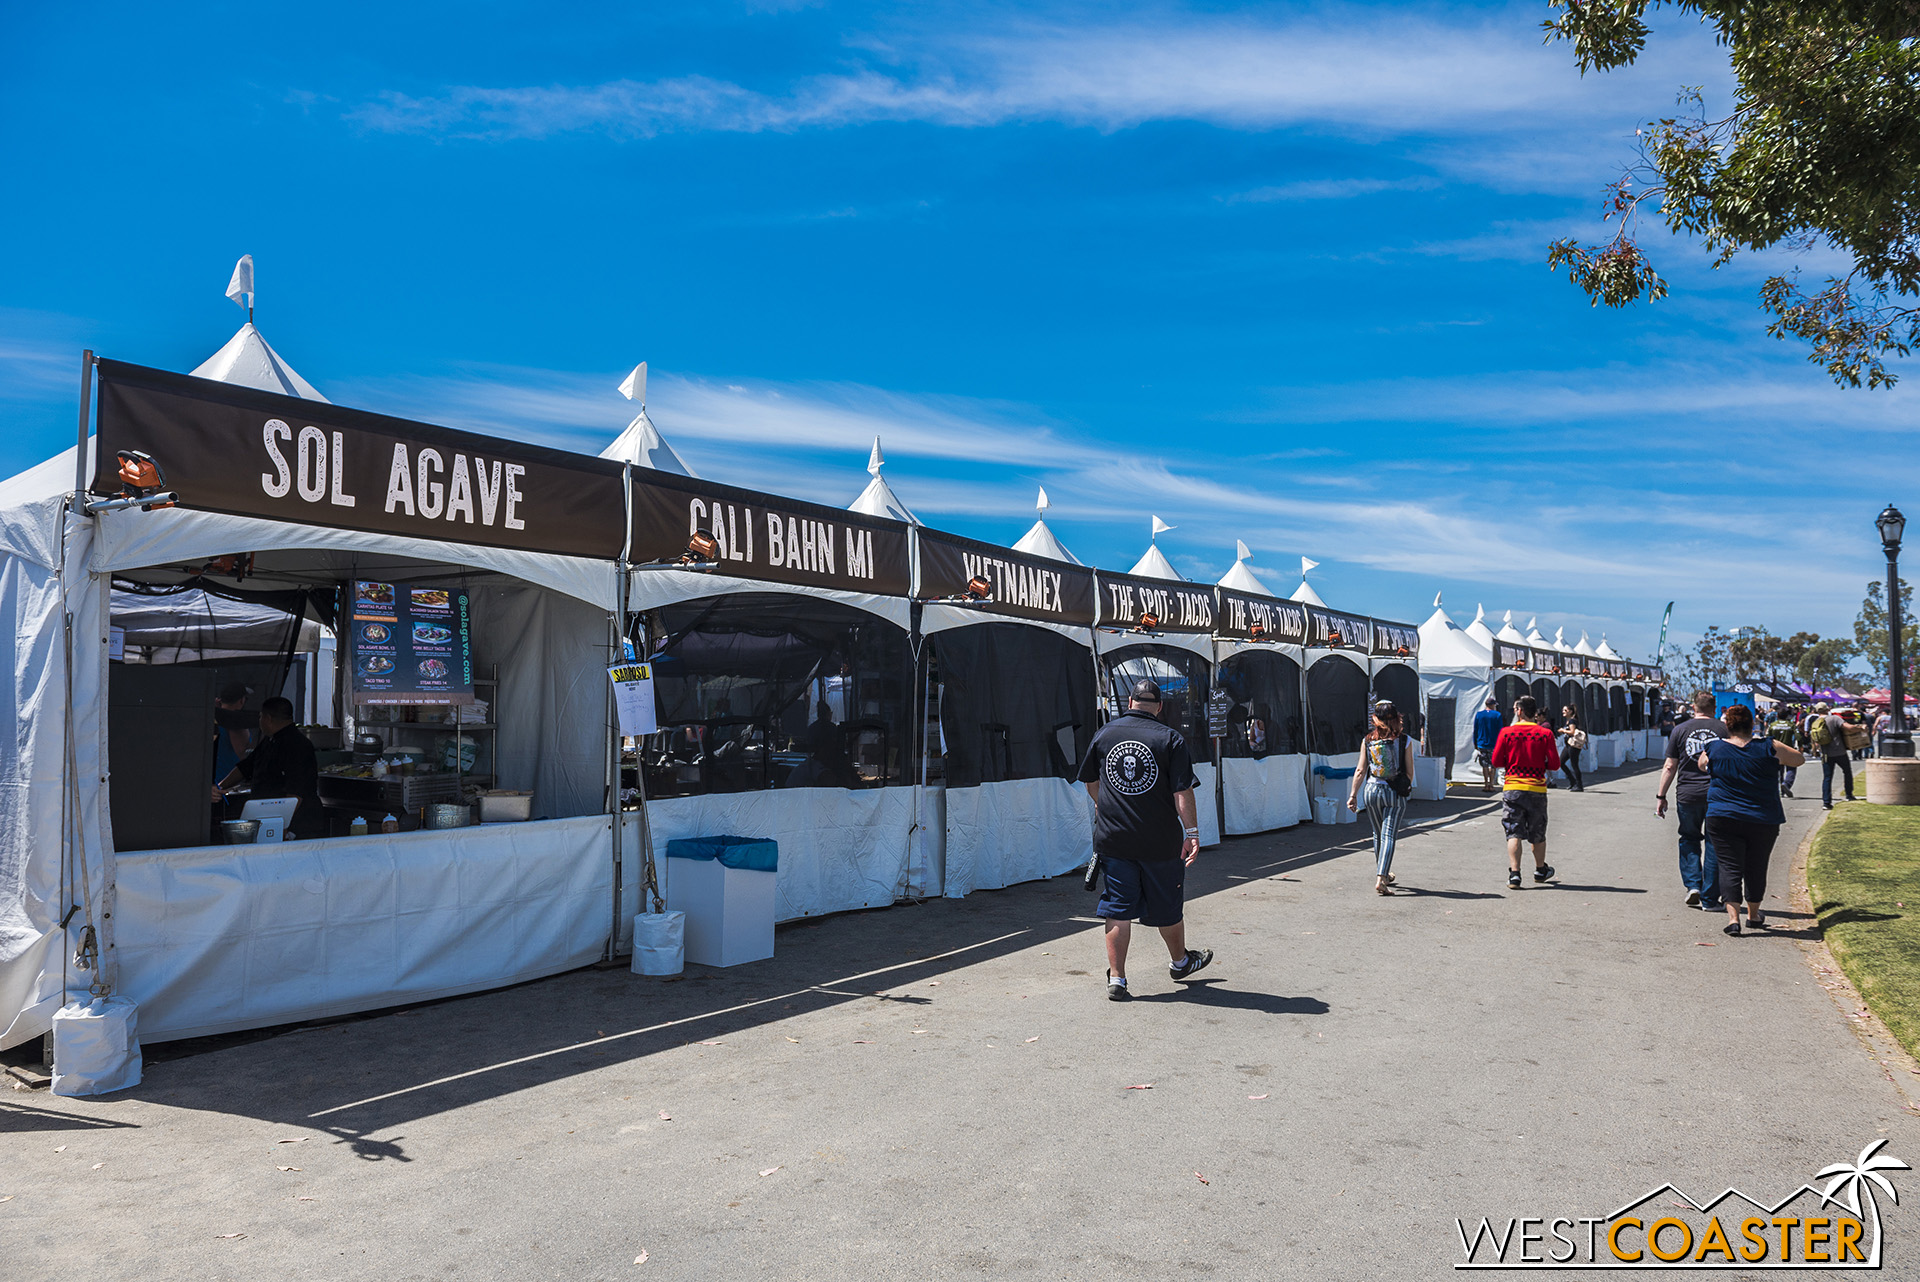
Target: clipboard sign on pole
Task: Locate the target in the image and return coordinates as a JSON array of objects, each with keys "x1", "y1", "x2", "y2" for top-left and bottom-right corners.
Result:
[{"x1": 608, "y1": 661, "x2": 659, "y2": 737}]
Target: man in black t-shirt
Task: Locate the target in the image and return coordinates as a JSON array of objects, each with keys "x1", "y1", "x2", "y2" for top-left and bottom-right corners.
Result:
[
  {"x1": 213, "y1": 697, "x2": 323, "y2": 839},
  {"x1": 1077, "y1": 678, "x2": 1212, "y2": 1002},
  {"x1": 1654, "y1": 691, "x2": 1725, "y2": 911}
]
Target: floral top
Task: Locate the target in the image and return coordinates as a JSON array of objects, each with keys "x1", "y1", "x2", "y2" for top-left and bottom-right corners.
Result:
[{"x1": 1362, "y1": 735, "x2": 1406, "y2": 780}]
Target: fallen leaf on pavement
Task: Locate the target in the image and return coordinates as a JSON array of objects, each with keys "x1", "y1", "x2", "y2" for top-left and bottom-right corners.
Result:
[
  {"x1": 853, "y1": 1040, "x2": 874, "y2": 1044},
  {"x1": 1248, "y1": 1094, "x2": 1269, "y2": 1100},
  {"x1": 1025, "y1": 1037, "x2": 1039, "y2": 1043},
  {"x1": 1127, "y1": 1084, "x2": 1154, "y2": 1090},
  {"x1": 1301, "y1": 931, "x2": 1317, "y2": 935},
  {"x1": 275, "y1": 1138, "x2": 308, "y2": 1144},
  {"x1": 52, "y1": 1146, "x2": 65, "y2": 1153},
  {"x1": 1695, "y1": 942, "x2": 1718, "y2": 947},
  {"x1": 91, "y1": 1163, "x2": 104, "y2": 1170},
  {"x1": 215, "y1": 1233, "x2": 245, "y2": 1239},
  {"x1": 634, "y1": 1250, "x2": 649, "y2": 1264},
  {"x1": 1194, "y1": 1171, "x2": 1210, "y2": 1185},
  {"x1": 0, "y1": 1195, "x2": 12, "y2": 1202},
  {"x1": 277, "y1": 1166, "x2": 301, "y2": 1172},
  {"x1": 928, "y1": 981, "x2": 941, "y2": 986},
  {"x1": 759, "y1": 1166, "x2": 782, "y2": 1177},
  {"x1": 785, "y1": 1037, "x2": 800, "y2": 1044},
  {"x1": 1230, "y1": 930, "x2": 1245, "y2": 935},
  {"x1": 294, "y1": 1196, "x2": 315, "y2": 1202},
  {"x1": 912, "y1": 1029, "x2": 928, "y2": 1035},
  {"x1": 658, "y1": 1111, "x2": 671, "y2": 1121},
  {"x1": 695, "y1": 1041, "x2": 722, "y2": 1047}
]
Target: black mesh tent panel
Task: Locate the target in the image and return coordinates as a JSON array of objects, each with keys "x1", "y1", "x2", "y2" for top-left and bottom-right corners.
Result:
[
  {"x1": 1104, "y1": 645, "x2": 1211, "y2": 747},
  {"x1": 1528, "y1": 678, "x2": 1557, "y2": 728},
  {"x1": 1584, "y1": 683, "x2": 1608, "y2": 733},
  {"x1": 1217, "y1": 650, "x2": 1303, "y2": 759},
  {"x1": 1561, "y1": 681, "x2": 1585, "y2": 728},
  {"x1": 1307, "y1": 656, "x2": 1371, "y2": 755},
  {"x1": 1609, "y1": 687, "x2": 1629, "y2": 734},
  {"x1": 1373, "y1": 663, "x2": 1420, "y2": 734},
  {"x1": 643, "y1": 593, "x2": 913, "y2": 797},
  {"x1": 933, "y1": 623, "x2": 1097, "y2": 788},
  {"x1": 1493, "y1": 674, "x2": 1530, "y2": 722}
]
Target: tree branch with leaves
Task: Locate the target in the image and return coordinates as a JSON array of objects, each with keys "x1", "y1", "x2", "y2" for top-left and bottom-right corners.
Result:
[{"x1": 1543, "y1": 1, "x2": 1920, "y2": 388}]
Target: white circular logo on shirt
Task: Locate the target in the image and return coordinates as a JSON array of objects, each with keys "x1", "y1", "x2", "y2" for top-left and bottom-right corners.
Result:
[
  {"x1": 1104, "y1": 740, "x2": 1159, "y2": 796},
  {"x1": 1683, "y1": 729, "x2": 1718, "y2": 759}
]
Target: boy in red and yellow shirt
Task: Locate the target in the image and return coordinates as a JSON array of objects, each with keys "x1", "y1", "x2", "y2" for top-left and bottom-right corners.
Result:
[{"x1": 1490, "y1": 695, "x2": 1561, "y2": 889}]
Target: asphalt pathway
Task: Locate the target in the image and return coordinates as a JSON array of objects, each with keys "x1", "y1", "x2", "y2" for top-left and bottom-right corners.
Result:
[{"x1": 6, "y1": 760, "x2": 1916, "y2": 1279}]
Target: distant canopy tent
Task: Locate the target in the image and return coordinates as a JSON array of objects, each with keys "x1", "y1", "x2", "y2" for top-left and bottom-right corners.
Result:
[{"x1": 1212, "y1": 584, "x2": 1312, "y2": 833}]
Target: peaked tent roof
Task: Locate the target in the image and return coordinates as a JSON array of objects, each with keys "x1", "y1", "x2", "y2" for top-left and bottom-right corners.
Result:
[
  {"x1": 1129, "y1": 544, "x2": 1183, "y2": 580},
  {"x1": 1012, "y1": 517, "x2": 1081, "y2": 565},
  {"x1": 1595, "y1": 636, "x2": 1623, "y2": 659},
  {"x1": 848, "y1": 473, "x2": 919, "y2": 524},
  {"x1": 1218, "y1": 558, "x2": 1275, "y2": 595},
  {"x1": 1290, "y1": 579, "x2": 1327, "y2": 607},
  {"x1": 189, "y1": 322, "x2": 328, "y2": 402},
  {"x1": 1574, "y1": 633, "x2": 1597, "y2": 655},
  {"x1": 1418, "y1": 603, "x2": 1493, "y2": 671},
  {"x1": 1465, "y1": 605, "x2": 1495, "y2": 651},
  {"x1": 599, "y1": 407, "x2": 698, "y2": 477},
  {"x1": 1495, "y1": 614, "x2": 1528, "y2": 644}
]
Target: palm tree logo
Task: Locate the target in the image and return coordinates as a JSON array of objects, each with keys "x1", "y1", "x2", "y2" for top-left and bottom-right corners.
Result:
[{"x1": 1817, "y1": 1138, "x2": 1910, "y2": 1265}]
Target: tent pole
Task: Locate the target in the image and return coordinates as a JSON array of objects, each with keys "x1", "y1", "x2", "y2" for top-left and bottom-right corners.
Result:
[{"x1": 72, "y1": 350, "x2": 93, "y2": 502}]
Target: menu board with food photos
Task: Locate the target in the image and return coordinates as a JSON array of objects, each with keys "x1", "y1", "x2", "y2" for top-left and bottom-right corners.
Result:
[{"x1": 349, "y1": 580, "x2": 475, "y2": 705}]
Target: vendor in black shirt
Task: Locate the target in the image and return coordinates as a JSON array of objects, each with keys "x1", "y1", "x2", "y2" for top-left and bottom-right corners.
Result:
[
  {"x1": 1077, "y1": 678, "x2": 1213, "y2": 1002},
  {"x1": 212, "y1": 696, "x2": 323, "y2": 839}
]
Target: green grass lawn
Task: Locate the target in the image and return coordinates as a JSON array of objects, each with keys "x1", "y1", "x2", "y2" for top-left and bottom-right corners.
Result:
[{"x1": 1806, "y1": 803, "x2": 1920, "y2": 1059}]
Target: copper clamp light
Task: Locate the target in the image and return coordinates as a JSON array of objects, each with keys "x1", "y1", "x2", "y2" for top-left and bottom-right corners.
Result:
[
  {"x1": 84, "y1": 449, "x2": 179, "y2": 514},
  {"x1": 1131, "y1": 611, "x2": 1161, "y2": 634},
  {"x1": 635, "y1": 528, "x2": 723, "y2": 572},
  {"x1": 933, "y1": 574, "x2": 996, "y2": 608}
]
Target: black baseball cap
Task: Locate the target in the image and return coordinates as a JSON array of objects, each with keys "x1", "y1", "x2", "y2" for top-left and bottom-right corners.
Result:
[{"x1": 1129, "y1": 678, "x2": 1163, "y2": 702}]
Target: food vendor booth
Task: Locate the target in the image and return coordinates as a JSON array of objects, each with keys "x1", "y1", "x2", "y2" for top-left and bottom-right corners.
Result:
[
  {"x1": 1302, "y1": 606, "x2": 1374, "y2": 816},
  {"x1": 619, "y1": 473, "x2": 920, "y2": 930},
  {"x1": 1092, "y1": 571, "x2": 1222, "y2": 847},
  {"x1": 1211, "y1": 587, "x2": 1311, "y2": 833},
  {"x1": 0, "y1": 359, "x2": 627, "y2": 1050},
  {"x1": 914, "y1": 531, "x2": 1099, "y2": 897}
]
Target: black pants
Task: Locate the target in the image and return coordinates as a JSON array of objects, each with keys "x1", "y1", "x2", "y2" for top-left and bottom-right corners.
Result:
[
  {"x1": 1705, "y1": 816, "x2": 1780, "y2": 908},
  {"x1": 1562, "y1": 747, "x2": 1583, "y2": 790}
]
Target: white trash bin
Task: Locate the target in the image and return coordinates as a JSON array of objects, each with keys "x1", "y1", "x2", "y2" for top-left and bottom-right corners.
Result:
[
  {"x1": 667, "y1": 837, "x2": 777, "y2": 968},
  {"x1": 631, "y1": 911, "x2": 686, "y2": 976},
  {"x1": 1311, "y1": 796, "x2": 1339, "y2": 825},
  {"x1": 51, "y1": 995, "x2": 142, "y2": 1096}
]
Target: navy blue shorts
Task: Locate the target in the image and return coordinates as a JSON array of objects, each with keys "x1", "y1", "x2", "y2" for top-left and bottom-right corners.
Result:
[{"x1": 1097, "y1": 857, "x2": 1186, "y2": 928}]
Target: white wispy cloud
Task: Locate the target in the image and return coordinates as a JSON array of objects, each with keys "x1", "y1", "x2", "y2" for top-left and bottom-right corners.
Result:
[{"x1": 347, "y1": 7, "x2": 1723, "y2": 148}]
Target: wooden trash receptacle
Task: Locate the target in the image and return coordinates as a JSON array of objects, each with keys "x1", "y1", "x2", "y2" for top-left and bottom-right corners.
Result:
[{"x1": 1865, "y1": 758, "x2": 1920, "y2": 805}]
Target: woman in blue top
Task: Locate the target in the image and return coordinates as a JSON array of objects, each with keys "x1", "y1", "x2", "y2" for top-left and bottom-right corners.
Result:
[{"x1": 1696, "y1": 704, "x2": 1805, "y2": 937}]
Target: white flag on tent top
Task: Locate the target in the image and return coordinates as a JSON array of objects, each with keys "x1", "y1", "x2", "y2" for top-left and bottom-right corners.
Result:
[
  {"x1": 1036, "y1": 485, "x2": 1050, "y2": 512},
  {"x1": 867, "y1": 436, "x2": 885, "y2": 476},
  {"x1": 1235, "y1": 539, "x2": 1252, "y2": 562},
  {"x1": 619, "y1": 362, "x2": 647, "y2": 403},
  {"x1": 1151, "y1": 515, "x2": 1173, "y2": 537},
  {"x1": 1300, "y1": 556, "x2": 1319, "y2": 576},
  {"x1": 225, "y1": 254, "x2": 254, "y2": 309}
]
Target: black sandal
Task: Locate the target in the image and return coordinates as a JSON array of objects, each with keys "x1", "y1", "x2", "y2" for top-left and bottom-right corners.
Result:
[
  {"x1": 1746, "y1": 912, "x2": 1767, "y2": 930},
  {"x1": 1723, "y1": 921, "x2": 1742, "y2": 937}
]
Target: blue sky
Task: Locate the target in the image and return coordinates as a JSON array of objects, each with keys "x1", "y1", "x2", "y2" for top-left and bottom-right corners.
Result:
[{"x1": 4, "y1": 0, "x2": 1913, "y2": 660}]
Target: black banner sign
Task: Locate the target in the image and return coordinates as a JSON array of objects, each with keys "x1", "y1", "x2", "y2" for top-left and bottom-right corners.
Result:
[
  {"x1": 1604, "y1": 659, "x2": 1629, "y2": 680},
  {"x1": 1571, "y1": 654, "x2": 1597, "y2": 676},
  {"x1": 1493, "y1": 640, "x2": 1531, "y2": 670},
  {"x1": 94, "y1": 360, "x2": 627, "y2": 560},
  {"x1": 1095, "y1": 571, "x2": 1216, "y2": 632},
  {"x1": 629, "y1": 471, "x2": 911, "y2": 597},
  {"x1": 1215, "y1": 588, "x2": 1308, "y2": 644},
  {"x1": 1369, "y1": 619, "x2": 1420, "y2": 658},
  {"x1": 1534, "y1": 650, "x2": 1567, "y2": 675},
  {"x1": 917, "y1": 529, "x2": 1094, "y2": 625},
  {"x1": 1307, "y1": 607, "x2": 1371, "y2": 650}
]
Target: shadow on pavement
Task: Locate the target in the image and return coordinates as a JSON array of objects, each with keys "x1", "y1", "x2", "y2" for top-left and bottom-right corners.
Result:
[
  {"x1": 0, "y1": 1099, "x2": 141, "y2": 1134},
  {"x1": 88, "y1": 781, "x2": 1599, "y2": 1152},
  {"x1": 1132, "y1": 978, "x2": 1331, "y2": 1015}
]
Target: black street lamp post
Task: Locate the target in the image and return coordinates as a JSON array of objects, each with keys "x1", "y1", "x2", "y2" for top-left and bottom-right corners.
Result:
[{"x1": 1878, "y1": 503, "x2": 1913, "y2": 757}]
